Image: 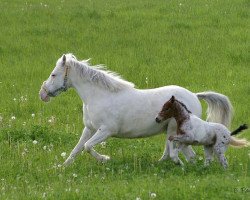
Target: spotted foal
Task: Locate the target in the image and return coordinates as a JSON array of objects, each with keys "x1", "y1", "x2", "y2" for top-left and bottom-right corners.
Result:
[{"x1": 156, "y1": 96, "x2": 249, "y2": 169}]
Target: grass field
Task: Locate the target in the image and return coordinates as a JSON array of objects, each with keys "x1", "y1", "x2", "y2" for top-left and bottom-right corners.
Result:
[{"x1": 0, "y1": 0, "x2": 249, "y2": 199}]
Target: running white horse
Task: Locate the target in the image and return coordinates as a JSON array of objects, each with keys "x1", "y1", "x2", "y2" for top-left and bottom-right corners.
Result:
[{"x1": 39, "y1": 54, "x2": 233, "y2": 166}]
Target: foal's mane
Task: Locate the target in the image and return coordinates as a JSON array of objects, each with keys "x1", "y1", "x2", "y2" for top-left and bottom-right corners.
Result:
[
  {"x1": 175, "y1": 99, "x2": 192, "y2": 114},
  {"x1": 66, "y1": 54, "x2": 135, "y2": 92}
]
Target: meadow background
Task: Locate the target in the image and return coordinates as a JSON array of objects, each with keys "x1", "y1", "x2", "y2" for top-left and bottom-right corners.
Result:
[{"x1": 0, "y1": 0, "x2": 249, "y2": 199}]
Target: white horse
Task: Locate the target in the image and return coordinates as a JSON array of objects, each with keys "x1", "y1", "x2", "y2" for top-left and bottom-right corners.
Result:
[{"x1": 39, "y1": 54, "x2": 233, "y2": 166}]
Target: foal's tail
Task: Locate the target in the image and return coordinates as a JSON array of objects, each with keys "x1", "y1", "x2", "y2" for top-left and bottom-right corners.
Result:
[
  {"x1": 196, "y1": 91, "x2": 233, "y2": 128},
  {"x1": 230, "y1": 124, "x2": 249, "y2": 148},
  {"x1": 231, "y1": 124, "x2": 248, "y2": 136}
]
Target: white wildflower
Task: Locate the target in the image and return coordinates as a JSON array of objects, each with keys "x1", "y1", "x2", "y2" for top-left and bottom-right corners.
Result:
[
  {"x1": 73, "y1": 173, "x2": 77, "y2": 178},
  {"x1": 31, "y1": 113, "x2": 35, "y2": 118},
  {"x1": 48, "y1": 116, "x2": 56, "y2": 123},
  {"x1": 11, "y1": 116, "x2": 16, "y2": 120},
  {"x1": 150, "y1": 192, "x2": 157, "y2": 198},
  {"x1": 100, "y1": 141, "x2": 106, "y2": 148},
  {"x1": 43, "y1": 146, "x2": 47, "y2": 150},
  {"x1": 61, "y1": 152, "x2": 66, "y2": 158},
  {"x1": 33, "y1": 140, "x2": 38, "y2": 145}
]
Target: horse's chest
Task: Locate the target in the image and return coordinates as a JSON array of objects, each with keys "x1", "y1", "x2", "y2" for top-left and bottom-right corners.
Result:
[{"x1": 84, "y1": 103, "x2": 118, "y2": 130}]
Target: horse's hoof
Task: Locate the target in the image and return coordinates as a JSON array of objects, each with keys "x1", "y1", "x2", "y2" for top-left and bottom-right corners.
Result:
[
  {"x1": 158, "y1": 155, "x2": 169, "y2": 162},
  {"x1": 63, "y1": 157, "x2": 74, "y2": 166},
  {"x1": 99, "y1": 155, "x2": 110, "y2": 163}
]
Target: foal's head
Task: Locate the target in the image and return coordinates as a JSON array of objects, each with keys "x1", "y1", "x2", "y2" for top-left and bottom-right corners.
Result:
[{"x1": 155, "y1": 96, "x2": 191, "y2": 123}]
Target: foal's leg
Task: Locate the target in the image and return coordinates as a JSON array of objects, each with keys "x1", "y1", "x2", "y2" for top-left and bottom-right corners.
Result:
[
  {"x1": 166, "y1": 120, "x2": 196, "y2": 162},
  {"x1": 204, "y1": 145, "x2": 213, "y2": 167},
  {"x1": 159, "y1": 120, "x2": 183, "y2": 165},
  {"x1": 84, "y1": 126, "x2": 112, "y2": 162},
  {"x1": 214, "y1": 140, "x2": 228, "y2": 169},
  {"x1": 63, "y1": 127, "x2": 94, "y2": 166},
  {"x1": 159, "y1": 120, "x2": 175, "y2": 161}
]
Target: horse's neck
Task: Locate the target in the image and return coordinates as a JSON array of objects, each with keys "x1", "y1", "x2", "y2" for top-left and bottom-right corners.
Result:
[
  {"x1": 173, "y1": 106, "x2": 190, "y2": 133},
  {"x1": 71, "y1": 75, "x2": 111, "y2": 104}
]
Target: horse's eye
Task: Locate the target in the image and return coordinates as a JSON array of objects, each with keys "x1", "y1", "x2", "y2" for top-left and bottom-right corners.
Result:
[{"x1": 51, "y1": 74, "x2": 56, "y2": 78}]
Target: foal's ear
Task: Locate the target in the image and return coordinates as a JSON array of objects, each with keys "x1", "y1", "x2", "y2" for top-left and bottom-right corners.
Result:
[
  {"x1": 170, "y1": 95, "x2": 175, "y2": 103},
  {"x1": 62, "y1": 54, "x2": 66, "y2": 65}
]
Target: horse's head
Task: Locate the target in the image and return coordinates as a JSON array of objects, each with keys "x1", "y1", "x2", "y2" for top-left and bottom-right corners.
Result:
[
  {"x1": 39, "y1": 54, "x2": 72, "y2": 102},
  {"x1": 155, "y1": 96, "x2": 176, "y2": 123}
]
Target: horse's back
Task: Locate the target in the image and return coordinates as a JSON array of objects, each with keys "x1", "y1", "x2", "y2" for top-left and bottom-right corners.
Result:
[{"x1": 107, "y1": 85, "x2": 202, "y2": 138}]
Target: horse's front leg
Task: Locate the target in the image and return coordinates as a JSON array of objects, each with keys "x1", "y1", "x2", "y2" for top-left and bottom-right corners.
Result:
[
  {"x1": 84, "y1": 126, "x2": 112, "y2": 162},
  {"x1": 63, "y1": 127, "x2": 93, "y2": 166}
]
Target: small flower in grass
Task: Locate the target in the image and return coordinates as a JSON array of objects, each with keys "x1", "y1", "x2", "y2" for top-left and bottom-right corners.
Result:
[
  {"x1": 48, "y1": 116, "x2": 56, "y2": 124},
  {"x1": 61, "y1": 152, "x2": 66, "y2": 158},
  {"x1": 13, "y1": 98, "x2": 17, "y2": 102},
  {"x1": 136, "y1": 197, "x2": 141, "y2": 200},
  {"x1": 75, "y1": 188, "x2": 79, "y2": 193},
  {"x1": 198, "y1": 156, "x2": 203, "y2": 161},
  {"x1": 31, "y1": 113, "x2": 35, "y2": 118},
  {"x1": 73, "y1": 173, "x2": 77, "y2": 178},
  {"x1": 43, "y1": 146, "x2": 47, "y2": 150},
  {"x1": 150, "y1": 192, "x2": 157, "y2": 198},
  {"x1": 57, "y1": 164, "x2": 62, "y2": 168},
  {"x1": 11, "y1": 116, "x2": 16, "y2": 120},
  {"x1": 33, "y1": 140, "x2": 38, "y2": 145},
  {"x1": 100, "y1": 141, "x2": 106, "y2": 148}
]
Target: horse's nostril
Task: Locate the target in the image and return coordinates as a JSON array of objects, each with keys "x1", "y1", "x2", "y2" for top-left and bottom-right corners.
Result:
[{"x1": 155, "y1": 117, "x2": 161, "y2": 123}]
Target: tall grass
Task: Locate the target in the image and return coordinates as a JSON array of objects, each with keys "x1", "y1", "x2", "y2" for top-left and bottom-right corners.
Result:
[{"x1": 0, "y1": 0, "x2": 249, "y2": 199}]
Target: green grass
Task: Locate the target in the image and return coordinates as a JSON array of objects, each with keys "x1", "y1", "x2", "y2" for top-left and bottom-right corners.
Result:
[{"x1": 0, "y1": 0, "x2": 249, "y2": 199}]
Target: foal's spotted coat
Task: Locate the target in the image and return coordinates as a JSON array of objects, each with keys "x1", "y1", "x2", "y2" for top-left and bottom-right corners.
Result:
[{"x1": 156, "y1": 96, "x2": 249, "y2": 168}]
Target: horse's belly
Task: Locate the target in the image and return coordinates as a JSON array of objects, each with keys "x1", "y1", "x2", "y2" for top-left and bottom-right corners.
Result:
[{"x1": 114, "y1": 119, "x2": 169, "y2": 138}]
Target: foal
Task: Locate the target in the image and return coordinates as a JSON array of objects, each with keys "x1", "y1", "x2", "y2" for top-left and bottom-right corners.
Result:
[{"x1": 155, "y1": 96, "x2": 249, "y2": 169}]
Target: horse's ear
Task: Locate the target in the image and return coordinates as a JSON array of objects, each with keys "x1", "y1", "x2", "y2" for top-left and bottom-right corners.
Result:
[
  {"x1": 170, "y1": 95, "x2": 175, "y2": 103},
  {"x1": 62, "y1": 54, "x2": 66, "y2": 65}
]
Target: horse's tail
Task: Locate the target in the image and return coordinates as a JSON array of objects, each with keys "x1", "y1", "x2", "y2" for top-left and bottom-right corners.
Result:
[
  {"x1": 229, "y1": 124, "x2": 249, "y2": 148},
  {"x1": 230, "y1": 137, "x2": 250, "y2": 148},
  {"x1": 231, "y1": 124, "x2": 248, "y2": 136},
  {"x1": 196, "y1": 91, "x2": 233, "y2": 128}
]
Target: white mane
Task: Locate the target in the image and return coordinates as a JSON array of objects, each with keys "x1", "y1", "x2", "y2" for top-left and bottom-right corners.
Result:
[{"x1": 66, "y1": 54, "x2": 135, "y2": 92}]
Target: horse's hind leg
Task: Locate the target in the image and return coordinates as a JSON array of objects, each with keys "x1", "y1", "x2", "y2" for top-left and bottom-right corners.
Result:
[
  {"x1": 63, "y1": 127, "x2": 94, "y2": 166},
  {"x1": 204, "y1": 145, "x2": 213, "y2": 166},
  {"x1": 214, "y1": 142, "x2": 228, "y2": 169},
  {"x1": 84, "y1": 126, "x2": 112, "y2": 162}
]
